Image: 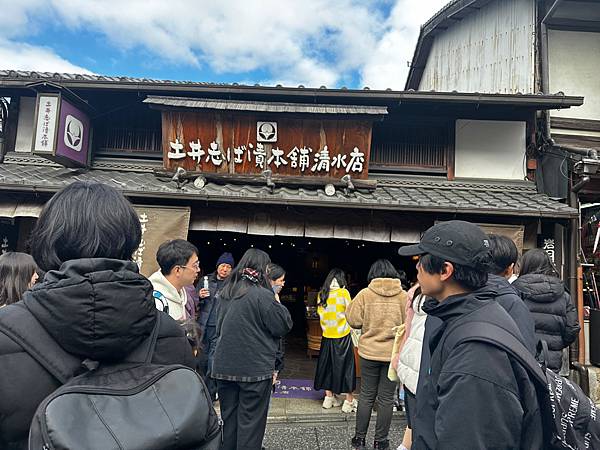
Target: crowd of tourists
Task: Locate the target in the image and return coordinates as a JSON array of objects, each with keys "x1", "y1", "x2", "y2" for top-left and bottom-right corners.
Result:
[{"x1": 0, "y1": 180, "x2": 589, "y2": 450}]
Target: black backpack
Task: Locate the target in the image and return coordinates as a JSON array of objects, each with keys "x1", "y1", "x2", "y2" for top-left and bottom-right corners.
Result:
[
  {"x1": 443, "y1": 319, "x2": 600, "y2": 450},
  {"x1": 0, "y1": 303, "x2": 221, "y2": 450}
]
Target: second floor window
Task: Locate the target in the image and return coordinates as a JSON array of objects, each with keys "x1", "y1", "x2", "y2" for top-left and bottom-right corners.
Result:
[{"x1": 370, "y1": 117, "x2": 452, "y2": 175}]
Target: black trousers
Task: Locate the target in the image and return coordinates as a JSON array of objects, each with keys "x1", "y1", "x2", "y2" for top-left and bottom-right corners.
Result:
[
  {"x1": 355, "y1": 357, "x2": 397, "y2": 442},
  {"x1": 217, "y1": 379, "x2": 272, "y2": 450}
]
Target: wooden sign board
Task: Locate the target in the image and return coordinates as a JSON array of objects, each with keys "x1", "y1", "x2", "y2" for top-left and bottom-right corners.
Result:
[{"x1": 161, "y1": 110, "x2": 373, "y2": 180}]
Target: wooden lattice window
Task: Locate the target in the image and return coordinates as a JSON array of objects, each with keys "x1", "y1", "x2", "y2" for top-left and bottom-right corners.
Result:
[{"x1": 370, "y1": 118, "x2": 453, "y2": 174}]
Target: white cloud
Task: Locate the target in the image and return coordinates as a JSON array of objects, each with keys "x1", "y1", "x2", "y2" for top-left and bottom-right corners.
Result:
[
  {"x1": 0, "y1": 40, "x2": 92, "y2": 74},
  {"x1": 0, "y1": 0, "x2": 450, "y2": 88},
  {"x1": 40, "y1": 0, "x2": 385, "y2": 87},
  {"x1": 360, "y1": 0, "x2": 449, "y2": 89}
]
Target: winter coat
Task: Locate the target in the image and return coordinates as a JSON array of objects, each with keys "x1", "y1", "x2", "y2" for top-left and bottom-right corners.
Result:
[
  {"x1": 396, "y1": 294, "x2": 427, "y2": 394},
  {"x1": 183, "y1": 284, "x2": 199, "y2": 321},
  {"x1": 198, "y1": 272, "x2": 226, "y2": 330},
  {"x1": 0, "y1": 258, "x2": 194, "y2": 450},
  {"x1": 317, "y1": 287, "x2": 352, "y2": 338},
  {"x1": 346, "y1": 278, "x2": 407, "y2": 362},
  {"x1": 488, "y1": 274, "x2": 537, "y2": 355},
  {"x1": 149, "y1": 270, "x2": 188, "y2": 321},
  {"x1": 212, "y1": 283, "x2": 293, "y2": 382},
  {"x1": 512, "y1": 273, "x2": 580, "y2": 372},
  {"x1": 412, "y1": 284, "x2": 544, "y2": 450}
]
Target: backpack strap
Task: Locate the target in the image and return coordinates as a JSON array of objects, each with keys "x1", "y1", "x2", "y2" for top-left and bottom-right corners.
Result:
[
  {"x1": 124, "y1": 312, "x2": 162, "y2": 364},
  {"x1": 0, "y1": 303, "x2": 80, "y2": 384},
  {"x1": 153, "y1": 290, "x2": 169, "y2": 315},
  {"x1": 442, "y1": 320, "x2": 548, "y2": 387}
]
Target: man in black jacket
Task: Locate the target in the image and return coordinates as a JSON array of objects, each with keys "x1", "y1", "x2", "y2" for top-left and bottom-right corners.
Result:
[
  {"x1": 399, "y1": 221, "x2": 543, "y2": 449},
  {"x1": 198, "y1": 251, "x2": 235, "y2": 400},
  {"x1": 487, "y1": 234, "x2": 537, "y2": 354}
]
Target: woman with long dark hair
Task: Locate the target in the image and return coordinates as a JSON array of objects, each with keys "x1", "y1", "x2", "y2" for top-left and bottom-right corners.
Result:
[
  {"x1": 212, "y1": 249, "x2": 293, "y2": 450},
  {"x1": 0, "y1": 252, "x2": 38, "y2": 307},
  {"x1": 314, "y1": 268, "x2": 356, "y2": 413},
  {"x1": 512, "y1": 248, "x2": 580, "y2": 373}
]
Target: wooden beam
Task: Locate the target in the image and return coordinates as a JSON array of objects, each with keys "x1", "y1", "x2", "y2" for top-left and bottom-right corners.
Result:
[
  {"x1": 547, "y1": 18, "x2": 600, "y2": 33},
  {"x1": 153, "y1": 169, "x2": 378, "y2": 190},
  {"x1": 552, "y1": 117, "x2": 600, "y2": 133}
]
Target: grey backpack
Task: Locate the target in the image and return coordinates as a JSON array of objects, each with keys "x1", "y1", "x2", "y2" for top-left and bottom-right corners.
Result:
[{"x1": 0, "y1": 303, "x2": 221, "y2": 450}]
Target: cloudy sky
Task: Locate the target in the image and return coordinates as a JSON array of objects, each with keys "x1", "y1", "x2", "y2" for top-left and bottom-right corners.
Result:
[{"x1": 0, "y1": 0, "x2": 448, "y2": 89}]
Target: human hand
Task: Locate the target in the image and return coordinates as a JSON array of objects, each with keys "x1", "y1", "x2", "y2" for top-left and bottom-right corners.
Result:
[
  {"x1": 272, "y1": 372, "x2": 278, "y2": 385},
  {"x1": 199, "y1": 288, "x2": 210, "y2": 299}
]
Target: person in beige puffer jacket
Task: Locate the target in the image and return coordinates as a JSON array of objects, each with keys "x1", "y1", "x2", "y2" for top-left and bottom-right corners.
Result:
[{"x1": 346, "y1": 259, "x2": 407, "y2": 450}]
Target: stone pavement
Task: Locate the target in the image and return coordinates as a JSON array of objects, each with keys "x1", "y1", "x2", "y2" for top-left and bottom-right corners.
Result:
[{"x1": 263, "y1": 416, "x2": 407, "y2": 450}]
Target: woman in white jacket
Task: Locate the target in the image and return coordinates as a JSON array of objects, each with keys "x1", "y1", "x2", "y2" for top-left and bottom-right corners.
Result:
[{"x1": 393, "y1": 284, "x2": 427, "y2": 450}]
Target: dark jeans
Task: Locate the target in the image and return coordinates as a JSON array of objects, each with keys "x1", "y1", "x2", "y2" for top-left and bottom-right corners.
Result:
[
  {"x1": 217, "y1": 379, "x2": 272, "y2": 450},
  {"x1": 355, "y1": 357, "x2": 397, "y2": 441},
  {"x1": 202, "y1": 324, "x2": 218, "y2": 400}
]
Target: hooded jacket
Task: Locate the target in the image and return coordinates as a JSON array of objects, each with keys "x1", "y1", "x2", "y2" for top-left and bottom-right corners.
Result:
[
  {"x1": 512, "y1": 273, "x2": 580, "y2": 372},
  {"x1": 412, "y1": 284, "x2": 544, "y2": 450},
  {"x1": 488, "y1": 274, "x2": 537, "y2": 355},
  {"x1": 346, "y1": 278, "x2": 407, "y2": 362},
  {"x1": 149, "y1": 269, "x2": 188, "y2": 321},
  {"x1": 0, "y1": 258, "x2": 194, "y2": 450}
]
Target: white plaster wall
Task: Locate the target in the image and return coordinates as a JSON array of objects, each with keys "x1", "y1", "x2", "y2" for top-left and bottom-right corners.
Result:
[
  {"x1": 549, "y1": 29, "x2": 600, "y2": 120},
  {"x1": 455, "y1": 119, "x2": 526, "y2": 180},
  {"x1": 14, "y1": 96, "x2": 35, "y2": 153},
  {"x1": 419, "y1": 0, "x2": 536, "y2": 94}
]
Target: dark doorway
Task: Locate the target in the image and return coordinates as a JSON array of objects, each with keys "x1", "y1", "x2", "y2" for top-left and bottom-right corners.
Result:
[{"x1": 188, "y1": 230, "x2": 417, "y2": 379}]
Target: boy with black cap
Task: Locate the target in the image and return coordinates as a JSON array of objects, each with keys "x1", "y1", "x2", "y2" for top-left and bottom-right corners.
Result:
[{"x1": 398, "y1": 220, "x2": 543, "y2": 449}]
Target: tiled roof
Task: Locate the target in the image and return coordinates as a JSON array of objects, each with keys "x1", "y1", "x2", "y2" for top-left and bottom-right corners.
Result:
[
  {"x1": 0, "y1": 158, "x2": 577, "y2": 218},
  {"x1": 0, "y1": 70, "x2": 583, "y2": 109},
  {"x1": 143, "y1": 96, "x2": 388, "y2": 115},
  {"x1": 0, "y1": 70, "x2": 226, "y2": 86}
]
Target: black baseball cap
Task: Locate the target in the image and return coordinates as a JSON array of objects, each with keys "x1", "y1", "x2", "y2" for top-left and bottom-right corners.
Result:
[{"x1": 398, "y1": 220, "x2": 491, "y2": 268}]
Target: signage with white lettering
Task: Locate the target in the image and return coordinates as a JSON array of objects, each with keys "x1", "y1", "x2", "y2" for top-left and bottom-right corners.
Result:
[
  {"x1": 160, "y1": 110, "x2": 373, "y2": 179},
  {"x1": 167, "y1": 139, "x2": 366, "y2": 175},
  {"x1": 32, "y1": 93, "x2": 91, "y2": 167},
  {"x1": 33, "y1": 95, "x2": 59, "y2": 153},
  {"x1": 543, "y1": 238, "x2": 556, "y2": 263}
]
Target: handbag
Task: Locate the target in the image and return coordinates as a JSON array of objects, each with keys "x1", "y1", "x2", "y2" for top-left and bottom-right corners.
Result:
[{"x1": 387, "y1": 324, "x2": 406, "y2": 382}]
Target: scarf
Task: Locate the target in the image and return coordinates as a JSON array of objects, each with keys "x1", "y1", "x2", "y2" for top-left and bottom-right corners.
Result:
[{"x1": 241, "y1": 268, "x2": 261, "y2": 284}]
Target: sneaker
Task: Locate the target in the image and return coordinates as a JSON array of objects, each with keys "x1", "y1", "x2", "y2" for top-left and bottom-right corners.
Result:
[
  {"x1": 322, "y1": 395, "x2": 343, "y2": 409},
  {"x1": 373, "y1": 440, "x2": 390, "y2": 449},
  {"x1": 351, "y1": 436, "x2": 366, "y2": 450},
  {"x1": 341, "y1": 399, "x2": 356, "y2": 413},
  {"x1": 341, "y1": 400, "x2": 352, "y2": 413}
]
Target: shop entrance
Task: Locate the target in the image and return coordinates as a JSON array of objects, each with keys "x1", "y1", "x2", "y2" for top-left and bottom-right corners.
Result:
[{"x1": 189, "y1": 230, "x2": 417, "y2": 382}]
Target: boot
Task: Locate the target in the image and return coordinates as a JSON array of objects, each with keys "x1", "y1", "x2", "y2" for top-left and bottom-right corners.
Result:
[
  {"x1": 373, "y1": 440, "x2": 390, "y2": 449},
  {"x1": 351, "y1": 436, "x2": 366, "y2": 450}
]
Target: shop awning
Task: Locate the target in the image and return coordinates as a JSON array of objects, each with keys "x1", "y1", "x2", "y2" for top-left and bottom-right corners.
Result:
[
  {"x1": 0, "y1": 201, "x2": 44, "y2": 218},
  {"x1": 189, "y1": 208, "x2": 422, "y2": 243}
]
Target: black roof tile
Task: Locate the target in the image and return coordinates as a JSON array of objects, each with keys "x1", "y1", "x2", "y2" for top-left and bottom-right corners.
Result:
[{"x1": 0, "y1": 160, "x2": 577, "y2": 218}]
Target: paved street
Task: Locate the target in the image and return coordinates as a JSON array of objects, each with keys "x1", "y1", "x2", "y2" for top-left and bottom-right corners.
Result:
[{"x1": 263, "y1": 416, "x2": 407, "y2": 450}]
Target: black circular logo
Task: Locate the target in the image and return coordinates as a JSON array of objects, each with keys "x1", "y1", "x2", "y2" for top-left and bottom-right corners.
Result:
[{"x1": 258, "y1": 122, "x2": 276, "y2": 141}]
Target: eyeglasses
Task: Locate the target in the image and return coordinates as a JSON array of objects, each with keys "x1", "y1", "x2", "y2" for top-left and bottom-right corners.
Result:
[{"x1": 178, "y1": 261, "x2": 200, "y2": 271}]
